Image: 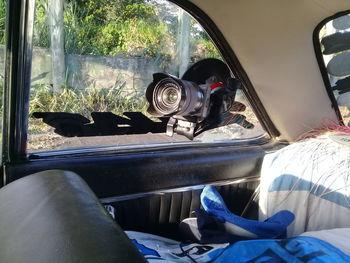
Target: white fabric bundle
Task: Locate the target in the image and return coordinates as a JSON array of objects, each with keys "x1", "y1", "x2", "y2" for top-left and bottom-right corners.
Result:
[{"x1": 259, "y1": 133, "x2": 350, "y2": 236}]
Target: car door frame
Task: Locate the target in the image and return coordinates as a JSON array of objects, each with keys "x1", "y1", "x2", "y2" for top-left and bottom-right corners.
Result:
[{"x1": 2, "y1": 0, "x2": 284, "y2": 198}]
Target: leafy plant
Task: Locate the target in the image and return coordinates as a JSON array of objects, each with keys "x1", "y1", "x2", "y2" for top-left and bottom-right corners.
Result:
[
  {"x1": 0, "y1": 0, "x2": 5, "y2": 45},
  {"x1": 31, "y1": 0, "x2": 218, "y2": 60}
]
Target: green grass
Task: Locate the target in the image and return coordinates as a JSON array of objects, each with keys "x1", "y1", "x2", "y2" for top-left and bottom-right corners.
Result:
[{"x1": 28, "y1": 84, "x2": 148, "y2": 132}]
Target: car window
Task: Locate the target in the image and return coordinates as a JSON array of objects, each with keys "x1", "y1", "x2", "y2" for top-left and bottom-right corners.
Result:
[
  {"x1": 28, "y1": 0, "x2": 267, "y2": 152},
  {"x1": 316, "y1": 13, "x2": 350, "y2": 125}
]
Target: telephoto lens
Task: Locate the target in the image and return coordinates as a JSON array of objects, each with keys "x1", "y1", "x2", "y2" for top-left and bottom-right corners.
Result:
[{"x1": 146, "y1": 73, "x2": 211, "y2": 119}]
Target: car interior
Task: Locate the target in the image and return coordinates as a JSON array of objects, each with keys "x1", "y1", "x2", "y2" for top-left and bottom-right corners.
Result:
[{"x1": 0, "y1": 0, "x2": 350, "y2": 262}]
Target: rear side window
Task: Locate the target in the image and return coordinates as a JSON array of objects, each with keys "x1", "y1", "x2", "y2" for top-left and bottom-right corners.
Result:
[
  {"x1": 316, "y1": 13, "x2": 350, "y2": 125},
  {"x1": 28, "y1": 0, "x2": 267, "y2": 153}
]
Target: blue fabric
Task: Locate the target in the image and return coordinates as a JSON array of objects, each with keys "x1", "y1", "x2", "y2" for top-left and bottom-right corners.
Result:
[
  {"x1": 129, "y1": 231, "x2": 350, "y2": 263},
  {"x1": 201, "y1": 185, "x2": 295, "y2": 238},
  {"x1": 131, "y1": 239, "x2": 160, "y2": 257},
  {"x1": 214, "y1": 236, "x2": 350, "y2": 263}
]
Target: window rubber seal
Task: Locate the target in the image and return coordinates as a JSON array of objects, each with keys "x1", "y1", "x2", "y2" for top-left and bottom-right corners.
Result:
[{"x1": 3, "y1": 0, "x2": 35, "y2": 163}]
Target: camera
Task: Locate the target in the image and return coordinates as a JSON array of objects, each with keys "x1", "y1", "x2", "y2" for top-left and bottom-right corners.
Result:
[
  {"x1": 146, "y1": 73, "x2": 212, "y2": 118},
  {"x1": 146, "y1": 59, "x2": 242, "y2": 139}
]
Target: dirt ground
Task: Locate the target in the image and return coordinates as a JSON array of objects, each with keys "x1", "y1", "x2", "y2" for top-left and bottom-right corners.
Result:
[
  {"x1": 27, "y1": 122, "x2": 265, "y2": 152},
  {"x1": 27, "y1": 96, "x2": 265, "y2": 152}
]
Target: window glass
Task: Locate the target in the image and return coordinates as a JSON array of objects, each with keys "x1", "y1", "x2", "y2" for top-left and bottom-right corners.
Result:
[
  {"x1": 28, "y1": 0, "x2": 266, "y2": 152},
  {"x1": 317, "y1": 14, "x2": 350, "y2": 125}
]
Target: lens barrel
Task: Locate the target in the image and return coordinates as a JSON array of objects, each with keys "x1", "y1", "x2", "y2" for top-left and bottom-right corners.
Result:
[
  {"x1": 153, "y1": 78, "x2": 182, "y2": 115},
  {"x1": 151, "y1": 76, "x2": 205, "y2": 117}
]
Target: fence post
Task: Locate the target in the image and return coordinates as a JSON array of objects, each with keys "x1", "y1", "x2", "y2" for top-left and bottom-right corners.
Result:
[
  {"x1": 176, "y1": 9, "x2": 190, "y2": 77},
  {"x1": 48, "y1": 0, "x2": 65, "y2": 92}
]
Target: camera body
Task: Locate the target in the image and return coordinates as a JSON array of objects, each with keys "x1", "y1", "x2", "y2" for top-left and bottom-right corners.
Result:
[
  {"x1": 147, "y1": 73, "x2": 212, "y2": 119},
  {"x1": 146, "y1": 73, "x2": 212, "y2": 137}
]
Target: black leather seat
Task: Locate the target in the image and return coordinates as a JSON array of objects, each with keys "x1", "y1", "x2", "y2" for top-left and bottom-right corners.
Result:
[{"x1": 0, "y1": 170, "x2": 146, "y2": 263}]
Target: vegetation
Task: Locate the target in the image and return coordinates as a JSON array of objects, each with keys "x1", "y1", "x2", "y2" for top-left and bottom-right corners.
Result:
[
  {"x1": 29, "y1": 83, "x2": 148, "y2": 132},
  {"x1": 33, "y1": 0, "x2": 220, "y2": 60},
  {"x1": 0, "y1": 0, "x2": 5, "y2": 45},
  {"x1": 29, "y1": 84, "x2": 147, "y2": 117}
]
